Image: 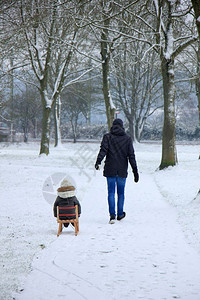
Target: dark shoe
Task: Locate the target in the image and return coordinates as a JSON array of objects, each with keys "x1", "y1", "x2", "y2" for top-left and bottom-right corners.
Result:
[
  {"x1": 117, "y1": 212, "x2": 126, "y2": 221},
  {"x1": 64, "y1": 223, "x2": 69, "y2": 228},
  {"x1": 109, "y1": 215, "x2": 115, "y2": 224}
]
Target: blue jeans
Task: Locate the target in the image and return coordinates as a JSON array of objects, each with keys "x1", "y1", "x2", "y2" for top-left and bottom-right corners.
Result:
[{"x1": 106, "y1": 176, "x2": 126, "y2": 217}]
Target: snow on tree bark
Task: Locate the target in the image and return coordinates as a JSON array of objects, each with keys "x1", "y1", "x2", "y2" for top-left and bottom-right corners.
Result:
[
  {"x1": 191, "y1": 0, "x2": 200, "y2": 201},
  {"x1": 154, "y1": 0, "x2": 196, "y2": 169},
  {"x1": 53, "y1": 95, "x2": 61, "y2": 147},
  {"x1": 160, "y1": 56, "x2": 177, "y2": 169},
  {"x1": 40, "y1": 104, "x2": 51, "y2": 156},
  {"x1": 191, "y1": 0, "x2": 200, "y2": 127},
  {"x1": 155, "y1": 0, "x2": 177, "y2": 169},
  {"x1": 100, "y1": 3, "x2": 116, "y2": 130},
  {"x1": 191, "y1": 0, "x2": 200, "y2": 162},
  {"x1": 20, "y1": 1, "x2": 79, "y2": 155}
]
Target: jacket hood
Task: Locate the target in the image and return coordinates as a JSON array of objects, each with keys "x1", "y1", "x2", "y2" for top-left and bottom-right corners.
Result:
[
  {"x1": 113, "y1": 118, "x2": 123, "y2": 127},
  {"x1": 110, "y1": 124, "x2": 125, "y2": 136}
]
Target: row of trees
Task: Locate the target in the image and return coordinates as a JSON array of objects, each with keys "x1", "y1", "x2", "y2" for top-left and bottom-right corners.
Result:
[
  {"x1": 191, "y1": 0, "x2": 200, "y2": 197},
  {"x1": 0, "y1": 0, "x2": 200, "y2": 171}
]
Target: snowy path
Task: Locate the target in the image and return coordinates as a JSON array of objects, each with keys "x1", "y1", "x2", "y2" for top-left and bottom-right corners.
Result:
[{"x1": 15, "y1": 172, "x2": 200, "y2": 300}]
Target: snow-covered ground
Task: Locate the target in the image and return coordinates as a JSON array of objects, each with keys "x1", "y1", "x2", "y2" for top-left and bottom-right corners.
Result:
[{"x1": 0, "y1": 141, "x2": 200, "y2": 300}]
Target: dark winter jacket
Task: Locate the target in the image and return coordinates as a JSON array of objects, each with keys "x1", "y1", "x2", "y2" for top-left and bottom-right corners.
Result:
[
  {"x1": 96, "y1": 124, "x2": 138, "y2": 178},
  {"x1": 53, "y1": 196, "x2": 81, "y2": 218}
]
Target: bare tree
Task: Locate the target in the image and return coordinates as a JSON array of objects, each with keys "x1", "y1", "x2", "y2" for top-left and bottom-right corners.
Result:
[
  {"x1": 15, "y1": 86, "x2": 41, "y2": 142},
  {"x1": 112, "y1": 37, "x2": 162, "y2": 141},
  {"x1": 144, "y1": 0, "x2": 197, "y2": 169},
  {"x1": 191, "y1": 0, "x2": 200, "y2": 199},
  {"x1": 191, "y1": 0, "x2": 200, "y2": 126},
  {"x1": 0, "y1": 0, "x2": 27, "y2": 141},
  {"x1": 19, "y1": 0, "x2": 94, "y2": 155},
  {"x1": 110, "y1": 0, "x2": 197, "y2": 166},
  {"x1": 20, "y1": 0, "x2": 75, "y2": 154},
  {"x1": 62, "y1": 85, "x2": 88, "y2": 143},
  {"x1": 99, "y1": 1, "x2": 117, "y2": 129},
  {"x1": 87, "y1": 0, "x2": 135, "y2": 130}
]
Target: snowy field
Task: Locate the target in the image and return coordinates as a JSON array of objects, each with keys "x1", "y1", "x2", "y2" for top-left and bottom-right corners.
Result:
[{"x1": 0, "y1": 141, "x2": 200, "y2": 300}]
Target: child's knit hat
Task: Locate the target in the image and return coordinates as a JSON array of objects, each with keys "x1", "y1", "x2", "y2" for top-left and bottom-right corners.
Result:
[{"x1": 57, "y1": 178, "x2": 75, "y2": 198}]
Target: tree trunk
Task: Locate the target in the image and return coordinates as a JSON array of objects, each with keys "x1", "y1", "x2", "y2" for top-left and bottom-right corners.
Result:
[
  {"x1": 10, "y1": 51, "x2": 14, "y2": 143},
  {"x1": 129, "y1": 121, "x2": 135, "y2": 142},
  {"x1": 39, "y1": 102, "x2": 51, "y2": 155},
  {"x1": 102, "y1": 58, "x2": 115, "y2": 129},
  {"x1": 100, "y1": 12, "x2": 115, "y2": 130},
  {"x1": 191, "y1": 0, "x2": 200, "y2": 196},
  {"x1": 33, "y1": 118, "x2": 37, "y2": 139},
  {"x1": 71, "y1": 119, "x2": 77, "y2": 143},
  {"x1": 23, "y1": 127, "x2": 28, "y2": 143},
  {"x1": 53, "y1": 95, "x2": 62, "y2": 147},
  {"x1": 159, "y1": 57, "x2": 177, "y2": 169},
  {"x1": 127, "y1": 115, "x2": 136, "y2": 142},
  {"x1": 23, "y1": 116, "x2": 29, "y2": 143},
  {"x1": 196, "y1": 42, "x2": 200, "y2": 126},
  {"x1": 136, "y1": 120, "x2": 145, "y2": 142}
]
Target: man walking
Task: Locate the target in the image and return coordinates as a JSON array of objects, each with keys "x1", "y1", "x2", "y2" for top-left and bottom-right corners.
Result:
[{"x1": 95, "y1": 118, "x2": 139, "y2": 224}]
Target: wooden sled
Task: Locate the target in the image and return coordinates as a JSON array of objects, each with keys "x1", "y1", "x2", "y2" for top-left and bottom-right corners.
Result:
[{"x1": 57, "y1": 204, "x2": 79, "y2": 236}]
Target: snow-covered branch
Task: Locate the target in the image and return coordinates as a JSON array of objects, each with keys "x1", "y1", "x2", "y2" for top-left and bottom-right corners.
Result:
[
  {"x1": 172, "y1": 36, "x2": 198, "y2": 59},
  {"x1": 77, "y1": 0, "x2": 141, "y2": 29},
  {"x1": 63, "y1": 64, "x2": 101, "y2": 90},
  {"x1": 11, "y1": 72, "x2": 40, "y2": 90},
  {"x1": 92, "y1": 23, "x2": 153, "y2": 46},
  {"x1": 0, "y1": 114, "x2": 11, "y2": 122},
  {"x1": 174, "y1": 76, "x2": 198, "y2": 83},
  {"x1": 0, "y1": 62, "x2": 30, "y2": 78}
]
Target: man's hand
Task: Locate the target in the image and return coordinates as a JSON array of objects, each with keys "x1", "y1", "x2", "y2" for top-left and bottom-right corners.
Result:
[
  {"x1": 95, "y1": 162, "x2": 101, "y2": 170},
  {"x1": 133, "y1": 167, "x2": 139, "y2": 183}
]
